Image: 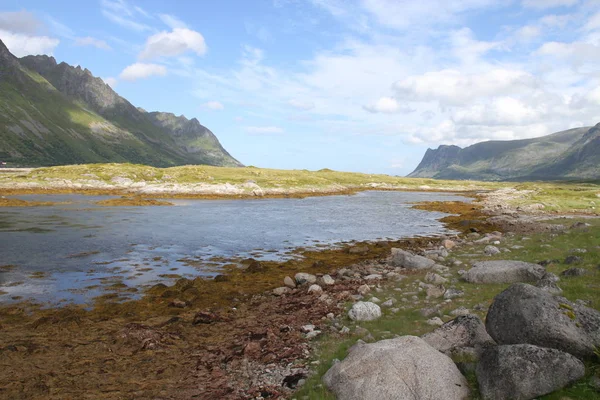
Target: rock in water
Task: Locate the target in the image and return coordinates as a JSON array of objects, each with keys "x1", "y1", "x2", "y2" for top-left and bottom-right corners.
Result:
[
  {"x1": 463, "y1": 260, "x2": 545, "y2": 284},
  {"x1": 476, "y1": 344, "x2": 585, "y2": 400},
  {"x1": 485, "y1": 283, "x2": 600, "y2": 358},
  {"x1": 422, "y1": 314, "x2": 495, "y2": 356},
  {"x1": 323, "y1": 336, "x2": 469, "y2": 400},
  {"x1": 348, "y1": 302, "x2": 382, "y2": 321}
]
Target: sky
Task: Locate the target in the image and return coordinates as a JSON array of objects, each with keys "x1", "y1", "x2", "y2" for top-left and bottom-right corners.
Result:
[{"x1": 0, "y1": 0, "x2": 599, "y2": 175}]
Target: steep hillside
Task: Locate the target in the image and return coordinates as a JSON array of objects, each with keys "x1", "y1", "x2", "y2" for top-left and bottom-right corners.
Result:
[
  {"x1": 0, "y1": 39, "x2": 241, "y2": 167},
  {"x1": 408, "y1": 125, "x2": 600, "y2": 181}
]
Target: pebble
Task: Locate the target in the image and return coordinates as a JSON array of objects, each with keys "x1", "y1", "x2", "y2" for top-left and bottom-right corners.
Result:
[
  {"x1": 426, "y1": 317, "x2": 444, "y2": 326},
  {"x1": 307, "y1": 284, "x2": 323, "y2": 294}
]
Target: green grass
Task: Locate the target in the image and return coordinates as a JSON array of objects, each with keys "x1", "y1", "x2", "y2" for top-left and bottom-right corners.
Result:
[
  {"x1": 511, "y1": 182, "x2": 600, "y2": 213},
  {"x1": 295, "y1": 218, "x2": 600, "y2": 399}
]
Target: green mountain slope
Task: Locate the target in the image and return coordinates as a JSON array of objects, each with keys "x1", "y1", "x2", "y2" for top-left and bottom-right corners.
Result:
[
  {"x1": 408, "y1": 124, "x2": 600, "y2": 181},
  {"x1": 0, "y1": 39, "x2": 242, "y2": 167}
]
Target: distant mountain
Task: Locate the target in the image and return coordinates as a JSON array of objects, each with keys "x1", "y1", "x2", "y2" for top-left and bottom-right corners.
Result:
[
  {"x1": 0, "y1": 39, "x2": 242, "y2": 167},
  {"x1": 408, "y1": 124, "x2": 600, "y2": 181}
]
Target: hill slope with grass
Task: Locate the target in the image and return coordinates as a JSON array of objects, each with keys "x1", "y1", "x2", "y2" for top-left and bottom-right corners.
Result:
[
  {"x1": 408, "y1": 124, "x2": 600, "y2": 181},
  {"x1": 0, "y1": 39, "x2": 241, "y2": 168}
]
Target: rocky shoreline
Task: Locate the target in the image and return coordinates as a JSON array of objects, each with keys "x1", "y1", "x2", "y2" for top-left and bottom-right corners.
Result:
[{"x1": 0, "y1": 191, "x2": 598, "y2": 399}]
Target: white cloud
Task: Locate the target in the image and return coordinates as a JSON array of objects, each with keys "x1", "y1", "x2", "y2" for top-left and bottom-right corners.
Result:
[
  {"x1": 101, "y1": 0, "x2": 151, "y2": 32},
  {"x1": 245, "y1": 126, "x2": 284, "y2": 134},
  {"x1": 454, "y1": 97, "x2": 542, "y2": 126},
  {"x1": 288, "y1": 99, "x2": 315, "y2": 110},
  {"x1": 515, "y1": 25, "x2": 542, "y2": 41},
  {"x1": 363, "y1": 97, "x2": 412, "y2": 114},
  {"x1": 522, "y1": 0, "x2": 579, "y2": 9},
  {"x1": 536, "y1": 41, "x2": 600, "y2": 62},
  {"x1": 103, "y1": 77, "x2": 118, "y2": 88},
  {"x1": 0, "y1": 30, "x2": 59, "y2": 57},
  {"x1": 139, "y1": 28, "x2": 207, "y2": 59},
  {"x1": 394, "y1": 69, "x2": 535, "y2": 106},
  {"x1": 202, "y1": 101, "x2": 224, "y2": 110},
  {"x1": 0, "y1": 11, "x2": 41, "y2": 34},
  {"x1": 583, "y1": 10, "x2": 600, "y2": 31},
  {"x1": 75, "y1": 36, "x2": 111, "y2": 50},
  {"x1": 158, "y1": 14, "x2": 188, "y2": 29},
  {"x1": 119, "y1": 63, "x2": 167, "y2": 81}
]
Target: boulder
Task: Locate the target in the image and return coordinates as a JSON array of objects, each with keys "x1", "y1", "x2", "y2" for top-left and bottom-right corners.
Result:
[
  {"x1": 561, "y1": 267, "x2": 587, "y2": 277},
  {"x1": 444, "y1": 288, "x2": 465, "y2": 299},
  {"x1": 484, "y1": 245, "x2": 501, "y2": 256},
  {"x1": 319, "y1": 274, "x2": 335, "y2": 285},
  {"x1": 283, "y1": 276, "x2": 296, "y2": 288},
  {"x1": 272, "y1": 287, "x2": 291, "y2": 296},
  {"x1": 463, "y1": 260, "x2": 545, "y2": 284},
  {"x1": 426, "y1": 285, "x2": 446, "y2": 298},
  {"x1": 485, "y1": 283, "x2": 600, "y2": 358},
  {"x1": 442, "y1": 239, "x2": 456, "y2": 249},
  {"x1": 307, "y1": 284, "x2": 323, "y2": 294},
  {"x1": 295, "y1": 272, "x2": 317, "y2": 285},
  {"x1": 349, "y1": 245, "x2": 369, "y2": 254},
  {"x1": 348, "y1": 302, "x2": 381, "y2": 322},
  {"x1": 476, "y1": 344, "x2": 585, "y2": 400},
  {"x1": 323, "y1": 336, "x2": 469, "y2": 400},
  {"x1": 422, "y1": 314, "x2": 495, "y2": 356},
  {"x1": 390, "y1": 248, "x2": 436, "y2": 270},
  {"x1": 425, "y1": 272, "x2": 448, "y2": 285},
  {"x1": 536, "y1": 272, "x2": 562, "y2": 294}
]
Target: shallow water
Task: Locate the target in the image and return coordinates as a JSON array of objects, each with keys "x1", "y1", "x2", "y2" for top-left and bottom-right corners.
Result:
[{"x1": 0, "y1": 191, "x2": 469, "y2": 305}]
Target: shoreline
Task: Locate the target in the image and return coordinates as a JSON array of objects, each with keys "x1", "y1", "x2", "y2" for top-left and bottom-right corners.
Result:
[{"x1": 0, "y1": 189, "x2": 598, "y2": 398}]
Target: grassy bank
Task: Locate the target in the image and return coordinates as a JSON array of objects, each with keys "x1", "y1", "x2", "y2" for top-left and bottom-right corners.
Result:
[{"x1": 295, "y1": 218, "x2": 600, "y2": 399}]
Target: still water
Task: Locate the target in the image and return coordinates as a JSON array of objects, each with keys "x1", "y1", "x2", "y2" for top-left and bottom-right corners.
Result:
[{"x1": 0, "y1": 191, "x2": 469, "y2": 305}]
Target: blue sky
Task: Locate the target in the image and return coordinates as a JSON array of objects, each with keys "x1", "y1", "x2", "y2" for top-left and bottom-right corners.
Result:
[{"x1": 1, "y1": 0, "x2": 599, "y2": 175}]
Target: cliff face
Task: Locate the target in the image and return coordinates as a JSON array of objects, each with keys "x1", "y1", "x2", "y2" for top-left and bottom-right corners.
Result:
[
  {"x1": 0, "y1": 40, "x2": 242, "y2": 167},
  {"x1": 408, "y1": 125, "x2": 600, "y2": 181}
]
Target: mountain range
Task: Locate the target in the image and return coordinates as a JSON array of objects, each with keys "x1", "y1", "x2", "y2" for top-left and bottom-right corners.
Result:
[
  {"x1": 0, "y1": 39, "x2": 241, "y2": 168},
  {"x1": 408, "y1": 124, "x2": 600, "y2": 181}
]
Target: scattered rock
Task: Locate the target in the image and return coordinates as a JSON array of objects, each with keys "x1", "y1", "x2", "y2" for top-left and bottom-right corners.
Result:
[
  {"x1": 444, "y1": 288, "x2": 464, "y2": 299},
  {"x1": 168, "y1": 299, "x2": 187, "y2": 308},
  {"x1": 561, "y1": 267, "x2": 587, "y2": 277},
  {"x1": 369, "y1": 297, "x2": 381, "y2": 303},
  {"x1": 422, "y1": 314, "x2": 495, "y2": 355},
  {"x1": 538, "y1": 259, "x2": 560, "y2": 267},
  {"x1": 348, "y1": 245, "x2": 369, "y2": 255},
  {"x1": 485, "y1": 283, "x2": 600, "y2": 358},
  {"x1": 319, "y1": 274, "x2": 335, "y2": 285},
  {"x1": 564, "y1": 255, "x2": 583, "y2": 265},
  {"x1": 426, "y1": 317, "x2": 444, "y2": 326},
  {"x1": 357, "y1": 284, "x2": 370, "y2": 295},
  {"x1": 484, "y1": 245, "x2": 501, "y2": 256},
  {"x1": 390, "y1": 248, "x2": 436, "y2": 270},
  {"x1": 348, "y1": 302, "x2": 382, "y2": 322},
  {"x1": 364, "y1": 274, "x2": 382, "y2": 281},
  {"x1": 426, "y1": 285, "x2": 446, "y2": 298},
  {"x1": 323, "y1": 336, "x2": 469, "y2": 400},
  {"x1": 283, "y1": 276, "x2": 296, "y2": 288},
  {"x1": 464, "y1": 260, "x2": 545, "y2": 284},
  {"x1": 307, "y1": 284, "x2": 323, "y2": 294},
  {"x1": 425, "y1": 272, "x2": 448, "y2": 285},
  {"x1": 295, "y1": 272, "x2": 317, "y2": 285},
  {"x1": 245, "y1": 259, "x2": 265, "y2": 273},
  {"x1": 449, "y1": 307, "x2": 471, "y2": 317},
  {"x1": 442, "y1": 239, "x2": 456, "y2": 250},
  {"x1": 536, "y1": 272, "x2": 562, "y2": 294},
  {"x1": 193, "y1": 311, "x2": 222, "y2": 325},
  {"x1": 570, "y1": 222, "x2": 591, "y2": 229},
  {"x1": 273, "y1": 287, "x2": 292, "y2": 296},
  {"x1": 476, "y1": 344, "x2": 585, "y2": 400}
]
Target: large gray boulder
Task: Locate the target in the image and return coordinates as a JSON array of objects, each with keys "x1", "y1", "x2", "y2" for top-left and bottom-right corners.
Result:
[
  {"x1": 486, "y1": 283, "x2": 600, "y2": 358},
  {"x1": 463, "y1": 260, "x2": 545, "y2": 284},
  {"x1": 476, "y1": 344, "x2": 585, "y2": 400},
  {"x1": 348, "y1": 301, "x2": 382, "y2": 321},
  {"x1": 391, "y1": 248, "x2": 435, "y2": 270},
  {"x1": 422, "y1": 314, "x2": 496, "y2": 356},
  {"x1": 323, "y1": 336, "x2": 469, "y2": 400}
]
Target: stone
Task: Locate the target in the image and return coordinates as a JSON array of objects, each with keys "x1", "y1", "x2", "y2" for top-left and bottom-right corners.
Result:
[
  {"x1": 339, "y1": 326, "x2": 350, "y2": 335},
  {"x1": 307, "y1": 284, "x2": 323, "y2": 294},
  {"x1": 476, "y1": 344, "x2": 585, "y2": 400},
  {"x1": 464, "y1": 260, "x2": 545, "y2": 284},
  {"x1": 283, "y1": 276, "x2": 296, "y2": 288},
  {"x1": 272, "y1": 287, "x2": 291, "y2": 296},
  {"x1": 369, "y1": 297, "x2": 381, "y2": 303},
  {"x1": 420, "y1": 307, "x2": 440, "y2": 317},
  {"x1": 449, "y1": 307, "x2": 471, "y2": 317},
  {"x1": 561, "y1": 267, "x2": 587, "y2": 277},
  {"x1": 536, "y1": 272, "x2": 562, "y2": 294},
  {"x1": 305, "y1": 330, "x2": 321, "y2": 339},
  {"x1": 348, "y1": 302, "x2": 382, "y2": 321},
  {"x1": 426, "y1": 285, "x2": 445, "y2": 298},
  {"x1": 301, "y1": 324, "x2": 315, "y2": 333},
  {"x1": 565, "y1": 255, "x2": 583, "y2": 264},
  {"x1": 426, "y1": 317, "x2": 444, "y2": 326},
  {"x1": 168, "y1": 299, "x2": 187, "y2": 308},
  {"x1": 320, "y1": 274, "x2": 335, "y2": 285},
  {"x1": 444, "y1": 288, "x2": 465, "y2": 299},
  {"x1": 295, "y1": 272, "x2": 317, "y2": 285},
  {"x1": 485, "y1": 283, "x2": 600, "y2": 358},
  {"x1": 442, "y1": 239, "x2": 456, "y2": 250},
  {"x1": 357, "y1": 284, "x2": 370, "y2": 295},
  {"x1": 484, "y1": 245, "x2": 501, "y2": 256},
  {"x1": 364, "y1": 274, "x2": 383, "y2": 281},
  {"x1": 381, "y1": 299, "x2": 396, "y2": 308},
  {"x1": 422, "y1": 315, "x2": 495, "y2": 356},
  {"x1": 390, "y1": 248, "x2": 436, "y2": 270},
  {"x1": 425, "y1": 272, "x2": 448, "y2": 285},
  {"x1": 323, "y1": 336, "x2": 469, "y2": 400}
]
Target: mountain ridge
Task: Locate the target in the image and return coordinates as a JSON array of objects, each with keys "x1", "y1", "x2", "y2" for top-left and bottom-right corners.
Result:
[
  {"x1": 0, "y1": 39, "x2": 242, "y2": 168},
  {"x1": 408, "y1": 124, "x2": 600, "y2": 181}
]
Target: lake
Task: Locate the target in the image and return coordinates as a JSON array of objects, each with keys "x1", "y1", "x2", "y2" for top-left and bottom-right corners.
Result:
[{"x1": 0, "y1": 191, "x2": 470, "y2": 305}]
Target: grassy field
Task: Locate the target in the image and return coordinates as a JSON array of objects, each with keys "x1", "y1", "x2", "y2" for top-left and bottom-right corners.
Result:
[{"x1": 295, "y1": 218, "x2": 600, "y2": 399}]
